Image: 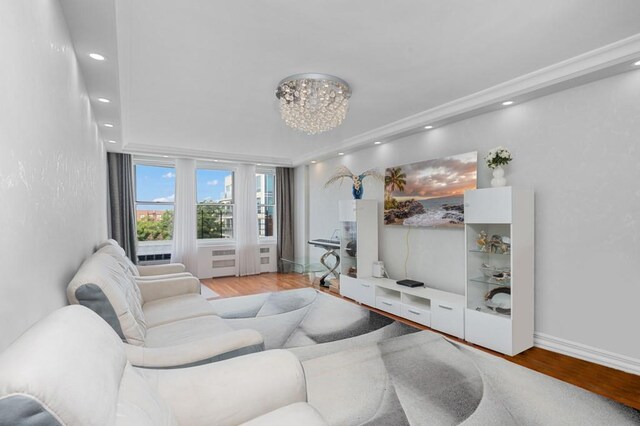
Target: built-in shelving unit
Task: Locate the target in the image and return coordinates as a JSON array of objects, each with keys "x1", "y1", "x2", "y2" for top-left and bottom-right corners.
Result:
[
  {"x1": 464, "y1": 187, "x2": 534, "y2": 356},
  {"x1": 338, "y1": 200, "x2": 377, "y2": 279}
]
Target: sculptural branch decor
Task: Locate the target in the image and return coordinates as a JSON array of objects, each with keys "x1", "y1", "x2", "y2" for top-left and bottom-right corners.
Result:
[{"x1": 324, "y1": 166, "x2": 383, "y2": 199}]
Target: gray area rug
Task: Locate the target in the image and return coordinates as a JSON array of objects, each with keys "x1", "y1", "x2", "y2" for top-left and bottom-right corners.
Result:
[
  {"x1": 210, "y1": 288, "x2": 639, "y2": 425},
  {"x1": 293, "y1": 329, "x2": 640, "y2": 425},
  {"x1": 209, "y1": 288, "x2": 416, "y2": 349}
]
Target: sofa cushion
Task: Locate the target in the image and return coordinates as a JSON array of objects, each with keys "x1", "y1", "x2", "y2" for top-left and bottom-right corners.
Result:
[
  {"x1": 117, "y1": 364, "x2": 177, "y2": 425},
  {"x1": 143, "y1": 294, "x2": 216, "y2": 328},
  {"x1": 97, "y1": 239, "x2": 141, "y2": 277},
  {"x1": 97, "y1": 244, "x2": 146, "y2": 313},
  {"x1": 241, "y1": 402, "x2": 327, "y2": 426},
  {"x1": 68, "y1": 253, "x2": 147, "y2": 346},
  {"x1": 145, "y1": 315, "x2": 233, "y2": 347}
]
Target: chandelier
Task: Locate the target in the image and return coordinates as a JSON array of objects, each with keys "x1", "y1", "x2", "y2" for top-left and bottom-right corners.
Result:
[{"x1": 275, "y1": 73, "x2": 351, "y2": 135}]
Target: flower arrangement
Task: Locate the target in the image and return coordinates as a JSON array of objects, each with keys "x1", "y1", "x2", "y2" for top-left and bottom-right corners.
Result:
[{"x1": 485, "y1": 147, "x2": 512, "y2": 169}]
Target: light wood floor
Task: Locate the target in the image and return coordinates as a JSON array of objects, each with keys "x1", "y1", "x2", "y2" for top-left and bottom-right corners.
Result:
[{"x1": 202, "y1": 273, "x2": 640, "y2": 410}]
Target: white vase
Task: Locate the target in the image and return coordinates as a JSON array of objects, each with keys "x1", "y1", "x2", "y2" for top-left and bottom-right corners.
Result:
[{"x1": 491, "y1": 166, "x2": 507, "y2": 187}]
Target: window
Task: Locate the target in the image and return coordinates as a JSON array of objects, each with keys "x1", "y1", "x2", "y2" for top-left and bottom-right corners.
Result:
[
  {"x1": 257, "y1": 172, "x2": 275, "y2": 238},
  {"x1": 134, "y1": 164, "x2": 175, "y2": 241},
  {"x1": 196, "y1": 169, "x2": 234, "y2": 239}
]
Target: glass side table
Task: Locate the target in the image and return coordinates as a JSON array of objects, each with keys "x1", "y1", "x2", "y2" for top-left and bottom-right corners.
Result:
[{"x1": 280, "y1": 258, "x2": 326, "y2": 275}]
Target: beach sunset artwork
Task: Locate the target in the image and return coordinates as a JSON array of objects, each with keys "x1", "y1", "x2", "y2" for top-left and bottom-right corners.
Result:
[{"x1": 384, "y1": 151, "x2": 477, "y2": 226}]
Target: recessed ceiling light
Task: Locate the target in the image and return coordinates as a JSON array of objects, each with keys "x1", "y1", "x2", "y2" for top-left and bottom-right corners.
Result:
[
  {"x1": 338, "y1": 152, "x2": 345, "y2": 156},
  {"x1": 256, "y1": 163, "x2": 262, "y2": 166},
  {"x1": 89, "y1": 53, "x2": 105, "y2": 61},
  {"x1": 162, "y1": 155, "x2": 169, "y2": 158},
  {"x1": 424, "y1": 125, "x2": 433, "y2": 129},
  {"x1": 106, "y1": 140, "x2": 117, "y2": 144},
  {"x1": 311, "y1": 160, "x2": 317, "y2": 164},
  {"x1": 374, "y1": 141, "x2": 382, "y2": 145},
  {"x1": 213, "y1": 159, "x2": 219, "y2": 162},
  {"x1": 103, "y1": 123, "x2": 114, "y2": 128},
  {"x1": 502, "y1": 101, "x2": 514, "y2": 106},
  {"x1": 634, "y1": 60, "x2": 640, "y2": 66},
  {"x1": 97, "y1": 98, "x2": 110, "y2": 103}
]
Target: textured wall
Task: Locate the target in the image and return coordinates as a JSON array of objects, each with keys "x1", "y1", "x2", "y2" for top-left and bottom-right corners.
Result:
[
  {"x1": 0, "y1": 2, "x2": 107, "y2": 350},
  {"x1": 300, "y1": 70, "x2": 640, "y2": 360}
]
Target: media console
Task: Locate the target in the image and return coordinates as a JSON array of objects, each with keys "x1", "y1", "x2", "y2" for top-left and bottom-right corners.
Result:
[{"x1": 340, "y1": 275, "x2": 465, "y2": 339}]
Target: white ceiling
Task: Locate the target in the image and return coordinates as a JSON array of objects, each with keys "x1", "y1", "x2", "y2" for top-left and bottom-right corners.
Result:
[{"x1": 61, "y1": 0, "x2": 640, "y2": 164}]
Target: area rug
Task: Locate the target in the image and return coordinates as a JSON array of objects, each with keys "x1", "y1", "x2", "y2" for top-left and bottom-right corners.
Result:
[
  {"x1": 208, "y1": 288, "x2": 417, "y2": 349},
  {"x1": 291, "y1": 330, "x2": 640, "y2": 425},
  {"x1": 209, "y1": 288, "x2": 639, "y2": 424}
]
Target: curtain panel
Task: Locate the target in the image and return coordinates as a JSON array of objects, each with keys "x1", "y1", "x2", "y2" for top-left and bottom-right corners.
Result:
[
  {"x1": 276, "y1": 167, "x2": 295, "y2": 272},
  {"x1": 107, "y1": 153, "x2": 137, "y2": 263},
  {"x1": 236, "y1": 164, "x2": 261, "y2": 276},
  {"x1": 171, "y1": 159, "x2": 198, "y2": 274}
]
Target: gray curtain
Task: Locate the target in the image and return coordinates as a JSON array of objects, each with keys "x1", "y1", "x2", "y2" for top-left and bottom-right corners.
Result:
[
  {"x1": 107, "y1": 153, "x2": 138, "y2": 264},
  {"x1": 276, "y1": 167, "x2": 295, "y2": 272}
]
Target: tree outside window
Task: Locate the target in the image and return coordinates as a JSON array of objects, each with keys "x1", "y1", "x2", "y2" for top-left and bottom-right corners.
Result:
[{"x1": 134, "y1": 164, "x2": 175, "y2": 241}]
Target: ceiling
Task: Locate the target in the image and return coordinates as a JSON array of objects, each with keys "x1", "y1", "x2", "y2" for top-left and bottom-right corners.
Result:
[{"x1": 60, "y1": 0, "x2": 640, "y2": 165}]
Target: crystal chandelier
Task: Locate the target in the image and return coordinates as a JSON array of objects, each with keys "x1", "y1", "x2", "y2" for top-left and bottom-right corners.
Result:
[{"x1": 275, "y1": 73, "x2": 352, "y2": 135}]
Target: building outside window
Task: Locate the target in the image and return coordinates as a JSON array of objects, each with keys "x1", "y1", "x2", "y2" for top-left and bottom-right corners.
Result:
[
  {"x1": 256, "y1": 171, "x2": 275, "y2": 238},
  {"x1": 196, "y1": 168, "x2": 234, "y2": 239}
]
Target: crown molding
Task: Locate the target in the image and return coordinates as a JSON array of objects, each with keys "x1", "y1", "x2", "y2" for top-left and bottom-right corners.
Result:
[
  {"x1": 123, "y1": 143, "x2": 293, "y2": 167},
  {"x1": 293, "y1": 33, "x2": 640, "y2": 166}
]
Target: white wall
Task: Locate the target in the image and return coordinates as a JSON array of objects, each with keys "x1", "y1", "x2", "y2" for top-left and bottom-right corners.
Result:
[
  {"x1": 298, "y1": 69, "x2": 640, "y2": 360},
  {"x1": 293, "y1": 165, "x2": 310, "y2": 261},
  {"x1": 0, "y1": 2, "x2": 107, "y2": 350}
]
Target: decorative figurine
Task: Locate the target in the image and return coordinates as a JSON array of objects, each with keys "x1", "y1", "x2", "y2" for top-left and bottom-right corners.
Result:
[
  {"x1": 476, "y1": 231, "x2": 488, "y2": 251},
  {"x1": 489, "y1": 234, "x2": 503, "y2": 253},
  {"x1": 324, "y1": 166, "x2": 383, "y2": 200}
]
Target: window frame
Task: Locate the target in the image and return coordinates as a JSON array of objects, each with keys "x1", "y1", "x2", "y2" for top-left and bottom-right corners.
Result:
[
  {"x1": 196, "y1": 163, "x2": 236, "y2": 244},
  {"x1": 133, "y1": 158, "x2": 176, "y2": 246},
  {"x1": 256, "y1": 168, "x2": 277, "y2": 241}
]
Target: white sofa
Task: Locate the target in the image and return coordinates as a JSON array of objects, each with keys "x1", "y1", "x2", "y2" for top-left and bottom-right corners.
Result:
[
  {"x1": 97, "y1": 239, "x2": 191, "y2": 280},
  {"x1": 0, "y1": 305, "x2": 327, "y2": 426},
  {"x1": 67, "y1": 252, "x2": 263, "y2": 368}
]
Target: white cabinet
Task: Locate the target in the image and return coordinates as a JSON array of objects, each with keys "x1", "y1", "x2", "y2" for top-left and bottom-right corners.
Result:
[
  {"x1": 464, "y1": 187, "x2": 534, "y2": 356},
  {"x1": 340, "y1": 275, "x2": 375, "y2": 307},
  {"x1": 432, "y1": 300, "x2": 465, "y2": 338},
  {"x1": 341, "y1": 276, "x2": 465, "y2": 339},
  {"x1": 464, "y1": 187, "x2": 512, "y2": 223},
  {"x1": 338, "y1": 200, "x2": 378, "y2": 279},
  {"x1": 401, "y1": 304, "x2": 431, "y2": 327},
  {"x1": 376, "y1": 296, "x2": 403, "y2": 316}
]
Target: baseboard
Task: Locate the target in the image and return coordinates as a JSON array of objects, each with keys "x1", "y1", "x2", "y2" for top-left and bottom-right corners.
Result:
[{"x1": 534, "y1": 332, "x2": 640, "y2": 376}]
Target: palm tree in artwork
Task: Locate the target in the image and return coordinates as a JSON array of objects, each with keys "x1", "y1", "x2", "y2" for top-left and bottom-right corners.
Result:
[{"x1": 385, "y1": 167, "x2": 407, "y2": 192}]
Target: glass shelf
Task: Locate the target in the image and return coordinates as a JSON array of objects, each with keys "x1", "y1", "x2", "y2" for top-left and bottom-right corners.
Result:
[
  {"x1": 469, "y1": 277, "x2": 511, "y2": 287},
  {"x1": 468, "y1": 305, "x2": 511, "y2": 318},
  {"x1": 468, "y1": 249, "x2": 510, "y2": 256}
]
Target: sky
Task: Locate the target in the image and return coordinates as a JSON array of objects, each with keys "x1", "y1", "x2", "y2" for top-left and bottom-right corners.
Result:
[
  {"x1": 386, "y1": 151, "x2": 477, "y2": 201},
  {"x1": 135, "y1": 165, "x2": 232, "y2": 208}
]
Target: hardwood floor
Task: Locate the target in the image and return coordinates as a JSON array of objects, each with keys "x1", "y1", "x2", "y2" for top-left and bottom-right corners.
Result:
[
  {"x1": 202, "y1": 272, "x2": 313, "y2": 297},
  {"x1": 202, "y1": 273, "x2": 640, "y2": 410}
]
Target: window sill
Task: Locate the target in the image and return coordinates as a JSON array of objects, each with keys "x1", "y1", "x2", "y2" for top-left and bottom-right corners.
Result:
[
  {"x1": 138, "y1": 240, "x2": 172, "y2": 246},
  {"x1": 198, "y1": 239, "x2": 236, "y2": 247},
  {"x1": 195, "y1": 239, "x2": 276, "y2": 248}
]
